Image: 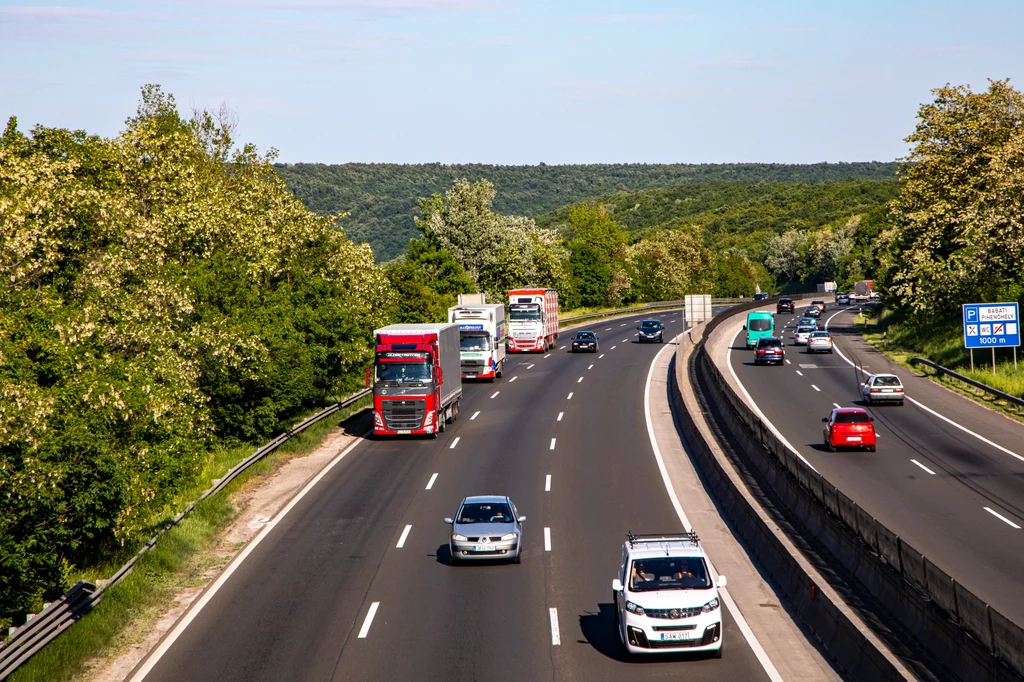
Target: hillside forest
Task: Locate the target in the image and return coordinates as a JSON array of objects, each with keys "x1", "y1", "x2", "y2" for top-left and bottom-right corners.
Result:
[{"x1": 2, "y1": 79, "x2": 1023, "y2": 625}]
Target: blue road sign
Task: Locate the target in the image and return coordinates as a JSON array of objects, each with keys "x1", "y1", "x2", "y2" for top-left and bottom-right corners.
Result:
[{"x1": 963, "y1": 303, "x2": 1020, "y2": 349}]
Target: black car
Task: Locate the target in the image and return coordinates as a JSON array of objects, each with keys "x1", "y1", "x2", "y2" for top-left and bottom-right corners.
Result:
[
  {"x1": 637, "y1": 319, "x2": 664, "y2": 343},
  {"x1": 754, "y1": 337, "x2": 785, "y2": 365},
  {"x1": 753, "y1": 292, "x2": 769, "y2": 301},
  {"x1": 776, "y1": 297, "x2": 795, "y2": 314},
  {"x1": 804, "y1": 306, "x2": 821, "y2": 318},
  {"x1": 571, "y1": 331, "x2": 599, "y2": 352}
]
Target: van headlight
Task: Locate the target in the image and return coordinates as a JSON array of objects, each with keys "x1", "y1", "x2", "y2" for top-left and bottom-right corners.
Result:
[
  {"x1": 702, "y1": 597, "x2": 720, "y2": 613},
  {"x1": 625, "y1": 601, "x2": 645, "y2": 615}
]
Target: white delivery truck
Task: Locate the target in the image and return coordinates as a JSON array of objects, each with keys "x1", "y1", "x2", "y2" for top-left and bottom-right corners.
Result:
[
  {"x1": 448, "y1": 302, "x2": 506, "y2": 380},
  {"x1": 507, "y1": 288, "x2": 559, "y2": 353}
]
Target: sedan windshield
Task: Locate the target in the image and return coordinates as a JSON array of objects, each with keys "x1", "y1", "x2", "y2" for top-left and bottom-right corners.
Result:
[
  {"x1": 458, "y1": 503, "x2": 513, "y2": 524},
  {"x1": 835, "y1": 412, "x2": 870, "y2": 424},
  {"x1": 460, "y1": 334, "x2": 489, "y2": 351},
  {"x1": 810, "y1": 332, "x2": 830, "y2": 339},
  {"x1": 630, "y1": 557, "x2": 710, "y2": 591},
  {"x1": 575, "y1": 333, "x2": 595, "y2": 340},
  {"x1": 797, "y1": 326, "x2": 815, "y2": 334},
  {"x1": 376, "y1": 362, "x2": 431, "y2": 384}
]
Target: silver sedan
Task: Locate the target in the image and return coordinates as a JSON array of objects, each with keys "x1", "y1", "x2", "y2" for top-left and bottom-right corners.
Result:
[
  {"x1": 807, "y1": 331, "x2": 834, "y2": 354},
  {"x1": 445, "y1": 495, "x2": 525, "y2": 564}
]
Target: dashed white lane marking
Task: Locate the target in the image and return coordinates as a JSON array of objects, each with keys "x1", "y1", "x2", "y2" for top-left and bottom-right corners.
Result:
[
  {"x1": 490, "y1": 391, "x2": 500, "y2": 399},
  {"x1": 544, "y1": 353, "x2": 551, "y2": 358},
  {"x1": 550, "y1": 438, "x2": 557, "y2": 450},
  {"x1": 358, "y1": 602, "x2": 380, "y2": 638},
  {"x1": 528, "y1": 364, "x2": 535, "y2": 369},
  {"x1": 557, "y1": 412, "x2": 564, "y2": 421},
  {"x1": 544, "y1": 527, "x2": 552, "y2": 551},
  {"x1": 795, "y1": 370, "x2": 803, "y2": 376},
  {"x1": 426, "y1": 473, "x2": 438, "y2": 489},
  {"x1": 811, "y1": 385, "x2": 821, "y2": 392},
  {"x1": 470, "y1": 411, "x2": 480, "y2": 420},
  {"x1": 396, "y1": 524, "x2": 412, "y2": 548},
  {"x1": 910, "y1": 459, "x2": 937, "y2": 475},
  {"x1": 549, "y1": 608, "x2": 561, "y2": 646},
  {"x1": 984, "y1": 506, "x2": 1022, "y2": 529},
  {"x1": 833, "y1": 403, "x2": 841, "y2": 409},
  {"x1": 577, "y1": 377, "x2": 583, "y2": 383},
  {"x1": 599, "y1": 354, "x2": 605, "y2": 358},
  {"x1": 785, "y1": 359, "x2": 791, "y2": 365},
  {"x1": 620, "y1": 323, "x2": 627, "y2": 327},
  {"x1": 510, "y1": 376, "x2": 518, "y2": 382},
  {"x1": 545, "y1": 474, "x2": 551, "y2": 492},
  {"x1": 611, "y1": 345, "x2": 617, "y2": 350},
  {"x1": 605, "y1": 327, "x2": 613, "y2": 331},
  {"x1": 567, "y1": 392, "x2": 573, "y2": 399},
  {"x1": 559, "y1": 345, "x2": 566, "y2": 349},
  {"x1": 622, "y1": 338, "x2": 628, "y2": 342},
  {"x1": 588, "y1": 364, "x2": 594, "y2": 370},
  {"x1": 450, "y1": 437, "x2": 460, "y2": 449}
]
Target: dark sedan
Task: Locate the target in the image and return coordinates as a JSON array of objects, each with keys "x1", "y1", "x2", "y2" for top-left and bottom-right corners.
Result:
[
  {"x1": 637, "y1": 319, "x2": 665, "y2": 343},
  {"x1": 571, "y1": 331, "x2": 599, "y2": 352}
]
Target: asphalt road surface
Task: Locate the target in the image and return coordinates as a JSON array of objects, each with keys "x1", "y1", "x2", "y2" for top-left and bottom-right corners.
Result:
[
  {"x1": 133, "y1": 309, "x2": 774, "y2": 682},
  {"x1": 728, "y1": 304, "x2": 1024, "y2": 627}
]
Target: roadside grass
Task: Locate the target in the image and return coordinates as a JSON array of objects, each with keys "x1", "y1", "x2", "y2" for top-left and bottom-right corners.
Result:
[
  {"x1": 856, "y1": 306, "x2": 1024, "y2": 421},
  {"x1": 10, "y1": 396, "x2": 371, "y2": 682}
]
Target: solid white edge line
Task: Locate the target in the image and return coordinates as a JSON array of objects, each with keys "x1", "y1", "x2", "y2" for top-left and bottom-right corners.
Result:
[
  {"x1": 450, "y1": 437, "x2": 460, "y2": 449},
  {"x1": 825, "y1": 312, "x2": 1024, "y2": 465},
  {"x1": 357, "y1": 601, "x2": 380, "y2": 638},
  {"x1": 550, "y1": 438, "x2": 556, "y2": 450},
  {"x1": 545, "y1": 474, "x2": 552, "y2": 491},
  {"x1": 726, "y1": 326, "x2": 819, "y2": 473},
  {"x1": 396, "y1": 524, "x2": 412, "y2": 548},
  {"x1": 984, "y1": 506, "x2": 1022, "y2": 529},
  {"x1": 129, "y1": 434, "x2": 367, "y2": 681},
  {"x1": 646, "y1": 339, "x2": 784, "y2": 682},
  {"x1": 470, "y1": 411, "x2": 480, "y2": 420},
  {"x1": 910, "y1": 459, "x2": 937, "y2": 475},
  {"x1": 426, "y1": 473, "x2": 438, "y2": 489},
  {"x1": 490, "y1": 391, "x2": 500, "y2": 399},
  {"x1": 544, "y1": 526, "x2": 552, "y2": 551},
  {"x1": 549, "y1": 607, "x2": 561, "y2": 645}
]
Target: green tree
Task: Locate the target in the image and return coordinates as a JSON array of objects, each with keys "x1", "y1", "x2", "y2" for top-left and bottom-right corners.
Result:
[{"x1": 386, "y1": 237, "x2": 475, "y2": 323}]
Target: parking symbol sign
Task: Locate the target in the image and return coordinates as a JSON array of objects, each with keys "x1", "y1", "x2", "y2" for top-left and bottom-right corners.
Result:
[{"x1": 963, "y1": 303, "x2": 1021, "y2": 349}]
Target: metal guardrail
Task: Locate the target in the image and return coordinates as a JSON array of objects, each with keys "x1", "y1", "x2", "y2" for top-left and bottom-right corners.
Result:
[
  {"x1": 909, "y1": 357, "x2": 1024, "y2": 409},
  {"x1": 558, "y1": 298, "x2": 748, "y2": 327},
  {"x1": 0, "y1": 387, "x2": 372, "y2": 679}
]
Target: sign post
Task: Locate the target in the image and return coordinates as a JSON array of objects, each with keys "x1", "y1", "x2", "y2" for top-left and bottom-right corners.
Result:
[{"x1": 962, "y1": 303, "x2": 1021, "y2": 374}]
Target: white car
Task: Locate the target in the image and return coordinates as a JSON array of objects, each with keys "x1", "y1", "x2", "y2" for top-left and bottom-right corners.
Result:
[
  {"x1": 807, "y1": 330, "x2": 834, "y2": 354},
  {"x1": 861, "y1": 374, "x2": 905, "y2": 405},
  {"x1": 612, "y1": 532, "x2": 725, "y2": 657},
  {"x1": 793, "y1": 325, "x2": 816, "y2": 345}
]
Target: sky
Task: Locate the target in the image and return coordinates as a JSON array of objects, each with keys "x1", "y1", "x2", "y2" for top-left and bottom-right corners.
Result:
[{"x1": 2, "y1": 0, "x2": 1023, "y2": 164}]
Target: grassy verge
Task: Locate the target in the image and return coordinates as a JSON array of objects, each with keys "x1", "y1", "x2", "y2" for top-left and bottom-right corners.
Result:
[
  {"x1": 856, "y1": 307, "x2": 1024, "y2": 421},
  {"x1": 10, "y1": 397, "x2": 371, "y2": 682}
]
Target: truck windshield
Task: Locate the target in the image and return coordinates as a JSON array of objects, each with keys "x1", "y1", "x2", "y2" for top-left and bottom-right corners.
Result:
[
  {"x1": 630, "y1": 557, "x2": 710, "y2": 591},
  {"x1": 509, "y1": 305, "x2": 541, "y2": 321},
  {"x1": 460, "y1": 334, "x2": 490, "y2": 351},
  {"x1": 376, "y1": 362, "x2": 432, "y2": 384}
]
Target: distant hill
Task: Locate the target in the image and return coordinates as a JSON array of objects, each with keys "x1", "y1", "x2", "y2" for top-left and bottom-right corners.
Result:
[{"x1": 274, "y1": 162, "x2": 898, "y2": 262}]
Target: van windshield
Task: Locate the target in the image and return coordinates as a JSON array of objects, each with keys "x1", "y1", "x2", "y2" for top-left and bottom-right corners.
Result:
[
  {"x1": 748, "y1": 318, "x2": 772, "y2": 332},
  {"x1": 630, "y1": 557, "x2": 711, "y2": 591}
]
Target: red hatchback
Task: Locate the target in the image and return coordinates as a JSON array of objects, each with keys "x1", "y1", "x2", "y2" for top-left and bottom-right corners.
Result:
[{"x1": 823, "y1": 407, "x2": 876, "y2": 452}]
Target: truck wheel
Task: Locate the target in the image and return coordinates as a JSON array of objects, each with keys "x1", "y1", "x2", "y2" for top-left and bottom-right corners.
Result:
[{"x1": 496, "y1": 362, "x2": 502, "y2": 379}]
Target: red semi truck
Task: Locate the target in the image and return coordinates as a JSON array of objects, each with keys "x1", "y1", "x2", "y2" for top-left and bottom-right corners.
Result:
[
  {"x1": 507, "y1": 288, "x2": 559, "y2": 353},
  {"x1": 368, "y1": 323, "x2": 463, "y2": 437}
]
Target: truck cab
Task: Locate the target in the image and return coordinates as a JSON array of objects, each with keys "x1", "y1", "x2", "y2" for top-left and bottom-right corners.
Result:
[{"x1": 448, "y1": 303, "x2": 506, "y2": 380}]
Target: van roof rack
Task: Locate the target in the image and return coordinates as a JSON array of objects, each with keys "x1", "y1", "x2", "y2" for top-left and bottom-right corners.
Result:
[{"x1": 626, "y1": 530, "x2": 700, "y2": 548}]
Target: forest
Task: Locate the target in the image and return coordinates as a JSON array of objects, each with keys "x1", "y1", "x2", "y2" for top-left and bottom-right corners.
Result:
[{"x1": 274, "y1": 161, "x2": 897, "y2": 262}]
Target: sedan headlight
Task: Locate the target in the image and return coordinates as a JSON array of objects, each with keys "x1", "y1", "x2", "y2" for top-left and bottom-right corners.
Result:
[
  {"x1": 625, "y1": 601, "x2": 645, "y2": 615},
  {"x1": 500, "y1": 532, "x2": 518, "y2": 541},
  {"x1": 702, "y1": 597, "x2": 720, "y2": 613},
  {"x1": 451, "y1": 534, "x2": 467, "y2": 542}
]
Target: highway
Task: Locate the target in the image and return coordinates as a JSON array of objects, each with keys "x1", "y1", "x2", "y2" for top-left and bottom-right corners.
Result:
[
  {"x1": 130, "y1": 310, "x2": 776, "y2": 682},
  {"x1": 727, "y1": 304, "x2": 1024, "y2": 627}
]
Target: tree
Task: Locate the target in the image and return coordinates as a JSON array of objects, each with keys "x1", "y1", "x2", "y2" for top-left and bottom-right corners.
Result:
[
  {"x1": 565, "y1": 204, "x2": 628, "y2": 306},
  {"x1": 625, "y1": 228, "x2": 715, "y2": 301},
  {"x1": 386, "y1": 237, "x2": 475, "y2": 323},
  {"x1": 764, "y1": 229, "x2": 807, "y2": 282}
]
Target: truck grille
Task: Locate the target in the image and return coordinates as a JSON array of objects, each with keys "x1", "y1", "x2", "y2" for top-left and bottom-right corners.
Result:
[
  {"x1": 461, "y1": 360, "x2": 486, "y2": 375},
  {"x1": 381, "y1": 400, "x2": 425, "y2": 430}
]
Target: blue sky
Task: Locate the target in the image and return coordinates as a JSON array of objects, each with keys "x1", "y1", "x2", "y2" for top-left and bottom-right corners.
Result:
[{"x1": 2, "y1": 0, "x2": 1023, "y2": 164}]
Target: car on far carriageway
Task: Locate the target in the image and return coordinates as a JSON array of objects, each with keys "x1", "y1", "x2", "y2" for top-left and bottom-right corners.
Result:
[
  {"x1": 753, "y1": 292, "x2": 769, "y2": 301},
  {"x1": 823, "y1": 407, "x2": 876, "y2": 452},
  {"x1": 754, "y1": 336, "x2": 785, "y2": 365},
  {"x1": 612, "y1": 531, "x2": 726, "y2": 657},
  {"x1": 806, "y1": 330, "x2": 834, "y2": 354},
  {"x1": 637, "y1": 319, "x2": 665, "y2": 343},
  {"x1": 445, "y1": 495, "x2": 525, "y2": 564},
  {"x1": 571, "y1": 330, "x2": 599, "y2": 352},
  {"x1": 861, "y1": 373, "x2": 905, "y2": 406}
]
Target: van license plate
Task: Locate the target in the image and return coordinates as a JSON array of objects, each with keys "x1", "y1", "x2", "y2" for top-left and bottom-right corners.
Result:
[{"x1": 661, "y1": 632, "x2": 692, "y2": 641}]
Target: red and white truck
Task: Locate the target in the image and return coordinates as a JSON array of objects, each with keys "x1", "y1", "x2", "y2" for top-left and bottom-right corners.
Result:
[
  {"x1": 507, "y1": 288, "x2": 559, "y2": 353},
  {"x1": 367, "y1": 323, "x2": 462, "y2": 437}
]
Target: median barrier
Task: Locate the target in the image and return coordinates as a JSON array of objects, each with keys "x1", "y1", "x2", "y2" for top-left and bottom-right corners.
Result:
[{"x1": 680, "y1": 303, "x2": 1024, "y2": 681}]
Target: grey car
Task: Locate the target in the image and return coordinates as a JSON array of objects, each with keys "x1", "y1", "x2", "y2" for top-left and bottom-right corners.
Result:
[{"x1": 445, "y1": 495, "x2": 525, "y2": 564}]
